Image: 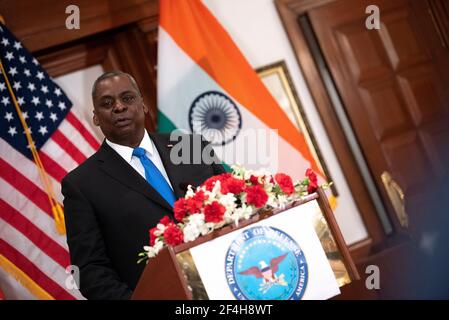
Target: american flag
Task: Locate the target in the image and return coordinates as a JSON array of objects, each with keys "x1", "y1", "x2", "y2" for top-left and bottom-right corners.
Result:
[{"x1": 0, "y1": 23, "x2": 100, "y2": 299}]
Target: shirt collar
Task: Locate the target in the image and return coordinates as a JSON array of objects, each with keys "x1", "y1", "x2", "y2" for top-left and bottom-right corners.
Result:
[{"x1": 105, "y1": 130, "x2": 154, "y2": 163}]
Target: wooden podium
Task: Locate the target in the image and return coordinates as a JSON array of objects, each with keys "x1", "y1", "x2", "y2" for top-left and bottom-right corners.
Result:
[{"x1": 131, "y1": 188, "x2": 359, "y2": 300}]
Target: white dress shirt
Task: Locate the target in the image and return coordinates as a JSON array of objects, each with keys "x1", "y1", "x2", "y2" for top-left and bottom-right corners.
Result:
[{"x1": 105, "y1": 130, "x2": 174, "y2": 190}]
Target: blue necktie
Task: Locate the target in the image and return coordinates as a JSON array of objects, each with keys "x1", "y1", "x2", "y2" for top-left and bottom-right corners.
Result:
[{"x1": 132, "y1": 147, "x2": 176, "y2": 207}]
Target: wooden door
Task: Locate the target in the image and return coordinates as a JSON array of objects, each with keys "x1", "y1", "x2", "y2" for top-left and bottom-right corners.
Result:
[
  {"x1": 303, "y1": 0, "x2": 449, "y2": 298},
  {"x1": 308, "y1": 0, "x2": 449, "y2": 235}
]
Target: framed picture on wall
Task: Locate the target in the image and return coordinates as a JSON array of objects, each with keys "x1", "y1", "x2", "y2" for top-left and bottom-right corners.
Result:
[{"x1": 256, "y1": 60, "x2": 338, "y2": 196}]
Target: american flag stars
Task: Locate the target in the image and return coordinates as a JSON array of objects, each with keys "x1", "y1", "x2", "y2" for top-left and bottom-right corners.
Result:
[
  {"x1": 1, "y1": 37, "x2": 10, "y2": 46},
  {"x1": 9, "y1": 66, "x2": 18, "y2": 76},
  {"x1": 38, "y1": 126, "x2": 48, "y2": 136},
  {"x1": 13, "y1": 81, "x2": 21, "y2": 90},
  {"x1": 31, "y1": 96, "x2": 40, "y2": 106},
  {"x1": 0, "y1": 24, "x2": 73, "y2": 158},
  {"x1": 1, "y1": 96, "x2": 9, "y2": 106},
  {"x1": 8, "y1": 126, "x2": 17, "y2": 137},
  {"x1": 28, "y1": 82, "x2": 36, "y2": 91},
  {"x1": 35, "y1": 111, "x2": 44, "y2": 121},
  {"x1": 5, "y1": 51, "x2": 14, "y2": 61},
  {"x1": 4, "y1": 111, "x2": 13, "y2": 122}
]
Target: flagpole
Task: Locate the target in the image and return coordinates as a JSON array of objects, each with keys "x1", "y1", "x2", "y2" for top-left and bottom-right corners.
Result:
[{"x1": 0, "y1": 47, "x2": 66, "y2": 235}]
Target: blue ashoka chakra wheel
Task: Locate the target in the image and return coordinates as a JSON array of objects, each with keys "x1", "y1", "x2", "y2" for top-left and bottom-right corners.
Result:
[{"x1": 189, "y1": 91, "x2": 242, "y2": 146}]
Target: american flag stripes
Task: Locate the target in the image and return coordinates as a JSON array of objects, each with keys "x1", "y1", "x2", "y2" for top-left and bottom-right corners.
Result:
[{"x1": 0, "y1": 23, "x2": 100, "y2": 299}]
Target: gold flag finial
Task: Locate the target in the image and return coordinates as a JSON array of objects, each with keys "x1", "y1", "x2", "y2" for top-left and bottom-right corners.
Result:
[{"x1": 0, "y1": 15, "x2": 5, "y2": 25}]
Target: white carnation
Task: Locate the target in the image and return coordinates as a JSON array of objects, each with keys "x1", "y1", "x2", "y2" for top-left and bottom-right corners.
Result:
[
  {"x1": 219, "y1": 193, "x2": 237, "y2": 210},
  {"x1": 185, "y1": 185, "x2": 196, "y2": 198},
  {"x1": 183, "y1": 223, "x2": 201, "y2": 242},
  {"x1": 145, "y1": 240, "x2": 164, "y2": 258},
  {"x1": 199, "y1": 222, "x2": 215, "y2": 236},
  {"x1": 154, "y1": 223, "x2": 166, "y2": 236},
  {"x1": 182, "y1": 213, "x2": 206, "y2": 242},
  {"x1": 277, "y1": 194, "x2": 289, "y2": 209},
  {"x1": 266, "y1": 194, "x2": 278, "y2": 208}
]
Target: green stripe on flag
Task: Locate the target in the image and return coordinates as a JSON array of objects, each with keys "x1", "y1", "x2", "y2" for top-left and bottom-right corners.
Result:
[
  {"x1": 157, "y1": 110, "x2": 177, "y2": 133},
  {"x1": 221, "y1": 162, "x2": 232, "y2": 172}
]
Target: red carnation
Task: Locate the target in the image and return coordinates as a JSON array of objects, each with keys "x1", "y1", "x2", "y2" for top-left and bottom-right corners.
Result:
[
  {"x1": 221, "y1": 176, "x2": 245, "y2": 194},
  {"x1": 245, "y1": 185, "x2": 268, "y2": 208},
  {"x1": 306, "y1": 168, "x2": 318, "y2": 184},
  {"x1": 249, "y1": 175, "x2": 261, "y2": 186},
  {"x1": 202, "y1": 173, "x2": 232, "y2": 191},
  {"x1": 149, "y1": 227, "x2": 158, "y2": 246},
  {"x1": 187, "y1": 190, "x2": 208, "y2": 213},
  {"x1": 173, "y1": 198, "x2": 190, "y2": 222},
  {"x1": 159, "y1": 215, "x2": 172, "y2": 226},
  {"x1": 204, "y1": 201, "x2": 226, "y2": 223},
  {"x1": 307, "y1": 181, "x2": 318, "y2": 194},
  {"x1": 305, "y1": 169, "x2": 318, "y2": 194},
  {"x1": 164, "y1": 224, "x2": 184, "y2": 246},
  {"x1": 275, "y1": 173, "x2": 294, "y2": 195}
]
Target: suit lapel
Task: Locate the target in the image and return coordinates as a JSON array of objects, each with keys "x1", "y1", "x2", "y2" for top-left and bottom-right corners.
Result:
[
  {"x1": 149, "y1": 133, "x2": 186, "y2": 199},
  {"x1": 96, "y1": 141, "x2": 173, "y2": 212}
]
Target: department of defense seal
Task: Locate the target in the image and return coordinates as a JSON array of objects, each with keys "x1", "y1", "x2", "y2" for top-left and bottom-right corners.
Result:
[{"x1": 225, "y1": 226, "x2": 308, "y2": 300}]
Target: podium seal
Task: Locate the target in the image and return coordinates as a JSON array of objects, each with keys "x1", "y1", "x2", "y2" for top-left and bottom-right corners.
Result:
[{"x1": 225, "y1": 226, "x2": 308, "y2": 300}]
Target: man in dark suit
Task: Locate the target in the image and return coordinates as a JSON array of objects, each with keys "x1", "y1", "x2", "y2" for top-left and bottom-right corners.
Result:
[{"x1": 61, "y1": 71, "x2": 225, "y2": 300}]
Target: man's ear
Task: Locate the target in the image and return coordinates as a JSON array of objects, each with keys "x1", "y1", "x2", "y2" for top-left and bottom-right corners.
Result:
[{"x1": 93, "y1": 110, "x2": 100, "y2": 126}]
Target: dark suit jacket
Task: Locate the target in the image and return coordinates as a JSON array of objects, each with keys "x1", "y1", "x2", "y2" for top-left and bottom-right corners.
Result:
[{"x1": 61, "y1": 133, "x2": 225, "y2": 300}]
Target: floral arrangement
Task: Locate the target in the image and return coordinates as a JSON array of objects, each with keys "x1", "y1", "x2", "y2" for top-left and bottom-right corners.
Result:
[{"x1": 138, "y1": 165, "x2": 328, "y2": 263}]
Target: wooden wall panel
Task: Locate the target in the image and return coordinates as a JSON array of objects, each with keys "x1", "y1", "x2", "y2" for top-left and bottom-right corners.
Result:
[{"x1": 0, "y1": 0, "x2": 158, "y2": 53}]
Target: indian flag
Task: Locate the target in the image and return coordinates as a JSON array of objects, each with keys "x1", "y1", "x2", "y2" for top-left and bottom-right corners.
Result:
[{"x1": 157, "y1": 0, "x2": 323, "y2": 181}]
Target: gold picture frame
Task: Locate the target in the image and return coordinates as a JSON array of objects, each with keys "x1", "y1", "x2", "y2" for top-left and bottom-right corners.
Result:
[{"x1": 256, "y1": 60, "x2": 338, "y2": 196}]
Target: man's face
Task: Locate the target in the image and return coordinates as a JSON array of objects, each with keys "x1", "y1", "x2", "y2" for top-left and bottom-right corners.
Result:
[{"x1": 93, "y1": 75, "x2": 148, "y2": 147}]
